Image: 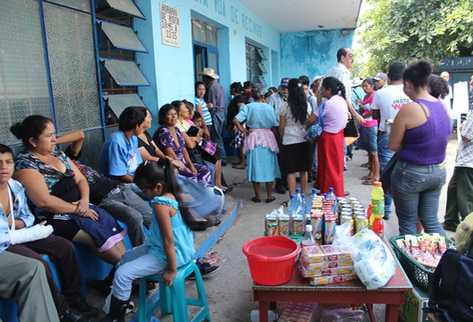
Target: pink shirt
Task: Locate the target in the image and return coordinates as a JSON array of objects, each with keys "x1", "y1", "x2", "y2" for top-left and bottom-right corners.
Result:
[{"x1": 323, "y1": 95, "x2": 348, "y2": 134}]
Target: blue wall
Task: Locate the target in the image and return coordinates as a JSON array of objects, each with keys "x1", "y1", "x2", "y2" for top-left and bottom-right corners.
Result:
[
  {"x1": 135, "y1": 0, "x2": 281, "y2": 115},
  {"x1": 280, "y1": 29, "x2": 355, "y2": 79}
]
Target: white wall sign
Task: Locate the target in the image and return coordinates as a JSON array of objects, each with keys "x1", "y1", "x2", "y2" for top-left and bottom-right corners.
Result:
[{"x1": 160, "y1": 3, "x2": 180, "y2": 47}]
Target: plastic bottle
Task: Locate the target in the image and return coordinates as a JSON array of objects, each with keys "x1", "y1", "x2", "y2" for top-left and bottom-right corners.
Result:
[
  {"x1": 304, "y1": 189, "x2": 318, "y2": 227},
  {"x1": 295, "y1": 188, "x2": 304, "y2": 216},
  {"x1": 301, "y1": 224, "x2": 315, "y2": 247},
  {"x1": 325, "y1": 187, "x2": 337, "y2": 215},
  {"x1": 371, "y1": 182, "x2": 385, "y2": 222}
]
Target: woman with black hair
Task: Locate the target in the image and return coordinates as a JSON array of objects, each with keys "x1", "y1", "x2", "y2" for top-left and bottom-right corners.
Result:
[
  {"x1": 153, "y1": 104, "x2": 213, "y2": 187},
  {"x1": 389, "y1": 60, "x2": 451, "y2": 235},
  {"x1": 233, "y1": 90, "x2": 280, "y2": 203},
  {"x1": 316, "y1": 77, "x2": 349, "y2": 197},
  {"x1": 12, "y1": 115, "x2": 126, "y2": 265},
  {"x1": 279, "y1": 78, "x2": 312, "y2": 197}
]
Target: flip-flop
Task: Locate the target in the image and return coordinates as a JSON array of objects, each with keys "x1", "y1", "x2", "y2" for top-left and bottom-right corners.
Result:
[
  {"x1": 251, "y1": 197, "x2": 261, "y2": 203},
  {"x1": 232, "y1": 164, "x2": 246, "y2": 169},
  {"x1": 361, "y1": 175, "x2": 372, "y2": 180},
  {"x1": 265, "y1": 197, "x2": 276, "y2": 203}
]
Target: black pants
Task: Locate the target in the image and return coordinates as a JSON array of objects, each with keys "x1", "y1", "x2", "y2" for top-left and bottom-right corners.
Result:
[{"x1": 7, "y1": 234, "x2": 82, "y2": 306}]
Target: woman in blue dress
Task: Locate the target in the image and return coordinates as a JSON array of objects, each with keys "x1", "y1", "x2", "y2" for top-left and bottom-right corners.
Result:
[{"x1": 233, "y1": 90, "x2": 280, "y2": 203}]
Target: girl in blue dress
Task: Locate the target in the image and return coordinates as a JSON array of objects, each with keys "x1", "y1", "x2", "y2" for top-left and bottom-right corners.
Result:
[{"x1": 101, "y1": 159, "x2": 195, "y2": 322}]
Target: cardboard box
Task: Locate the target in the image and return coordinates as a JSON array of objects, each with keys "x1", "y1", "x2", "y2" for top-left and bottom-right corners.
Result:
[{"x1": 400, "y1": 287, "x2": 429, "y2": 322}]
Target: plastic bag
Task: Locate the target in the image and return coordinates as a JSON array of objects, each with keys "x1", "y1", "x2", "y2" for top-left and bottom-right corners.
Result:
[
  {"x1": 332, "y1": 223, "x2": 355, "y2": 252},
  {"x1": 312, "y1": 304, "x2": 365, "y2": 322},
  {"x1": 351, "y1": 229, "x2": 395, "y2": 289}
]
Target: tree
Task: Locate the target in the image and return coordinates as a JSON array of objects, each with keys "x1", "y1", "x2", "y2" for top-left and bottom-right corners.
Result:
[{"x1": 356, "y1": 0, "x2": 473, "y2": 76}]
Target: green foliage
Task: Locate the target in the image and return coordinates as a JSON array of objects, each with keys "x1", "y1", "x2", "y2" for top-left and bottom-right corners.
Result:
[{"x1": 357, "y1": 0, "x2": 473, "y2": 76}]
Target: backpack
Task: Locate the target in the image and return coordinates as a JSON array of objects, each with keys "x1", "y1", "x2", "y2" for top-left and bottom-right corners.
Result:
[{"x1": 427, "y1": 248, "x2": 473, "y2": 322}]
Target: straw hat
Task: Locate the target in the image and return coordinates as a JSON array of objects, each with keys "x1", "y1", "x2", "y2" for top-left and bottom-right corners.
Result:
[{"x1": 200, "y1": 67, "x2": 219, "y2": 79}]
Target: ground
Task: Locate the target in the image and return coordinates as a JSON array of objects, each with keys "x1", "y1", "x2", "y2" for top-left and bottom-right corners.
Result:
[
  {"x1": 202, "y1": 138, "x2": 457, "y2": 322},
  {"x1": 121, "y1": 138, "x2": 458, "y2": 322}
]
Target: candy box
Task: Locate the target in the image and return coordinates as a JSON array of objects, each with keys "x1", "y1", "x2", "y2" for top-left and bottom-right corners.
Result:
[
  {"x1": 310, "y1": 273, "x2": 357, "y2": 286},
  {"x1": 300, "y1": 264, "x2": 354, "y2": 278},
  {"x1": 278, "y1": 303, "x2": 315, "y2": 322},
  {"x1": 301, "y1": 245, "x2": 324, "y2": 263},
  {"x1": 319, "y1": 245, "x2": 352, "y2": 264}
]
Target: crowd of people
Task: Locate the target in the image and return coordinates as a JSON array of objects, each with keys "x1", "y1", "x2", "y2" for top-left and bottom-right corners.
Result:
[{"x1": 1, "y1": 46, "x2": 473, "y2": 322}]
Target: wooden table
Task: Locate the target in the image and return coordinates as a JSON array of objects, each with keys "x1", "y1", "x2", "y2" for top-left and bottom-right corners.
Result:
[{"x1": 253, "y1": 260, "x2": 412, "y2": 322}]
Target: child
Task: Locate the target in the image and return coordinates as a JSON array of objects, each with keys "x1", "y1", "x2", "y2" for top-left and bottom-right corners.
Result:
[{"x1": 101, "y1": 159, "x2": 195, "y2": 322}]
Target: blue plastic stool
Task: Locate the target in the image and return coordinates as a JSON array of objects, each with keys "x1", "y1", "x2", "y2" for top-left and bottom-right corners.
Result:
[{"x1": 137, "y1": 261, "x2": 211, "y2": 322}]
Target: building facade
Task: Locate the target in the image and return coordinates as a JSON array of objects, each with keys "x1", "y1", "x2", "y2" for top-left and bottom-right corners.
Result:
[{"x1": 0, "y1": 0, "x2": 359, "y2": 164}]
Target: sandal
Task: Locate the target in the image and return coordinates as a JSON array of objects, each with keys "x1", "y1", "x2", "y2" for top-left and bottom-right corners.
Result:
[
  {"x1": 232, "y1": 164, "x2": 245, "y2": 169},
  {"x1": 265, "y1": 197, "x2": 276, "y2": 203},
  {"x1": 251, "y1": 197, "x2": 261, "y2": 203},
  {"x1": 361, "y1": 175, "x2": 372, "y2": 181}
]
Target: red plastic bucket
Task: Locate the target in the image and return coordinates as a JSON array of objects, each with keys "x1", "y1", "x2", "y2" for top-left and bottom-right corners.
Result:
[{"x1": 242, "y1": 236, "x2": 300, "y2": 285}]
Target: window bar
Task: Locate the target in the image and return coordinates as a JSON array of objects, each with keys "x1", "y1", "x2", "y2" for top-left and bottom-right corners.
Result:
[
  {"x1": 38, "y1": 0, "x2": 57, "y2": 128},
  {"x1": 90, "y1": 0, "x2": 106, "y2": 139}
]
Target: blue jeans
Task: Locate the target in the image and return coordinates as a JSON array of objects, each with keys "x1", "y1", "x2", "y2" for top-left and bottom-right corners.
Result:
[
  {"x1": 210, "y1": 108, "x2": 226, "y2": 158},
  {"x1": 392, "y1": 161, "x2": 447, "y2": 235},
  {"x1": 377, "y1": 131, "x2": 394, "y2": 216}
]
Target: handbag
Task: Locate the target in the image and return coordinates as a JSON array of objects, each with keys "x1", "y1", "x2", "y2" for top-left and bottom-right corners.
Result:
[
  {"x1": 344, "y1": 118, "x2": 359, "y2": 138},
  {"x1": 176, "y1": 176, "x2": 224, "y2": 219},
  {"x1": 380, "y1": 153, "x2": 398, "y2": 194},
  {"x1": 306, "y1": 102, "x2": 325, "y2": 140}
]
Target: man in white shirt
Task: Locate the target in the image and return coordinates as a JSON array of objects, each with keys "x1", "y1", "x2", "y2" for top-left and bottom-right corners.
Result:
[
  {"x1": 327, "y1": 48, "x2": 353, "y2": 111},
  {"x1": 444, "y1": 108, "x2": 473, "y2": 231},
  {"x1": 372, "y1": 62, "x2": 411, "y2": 219}
]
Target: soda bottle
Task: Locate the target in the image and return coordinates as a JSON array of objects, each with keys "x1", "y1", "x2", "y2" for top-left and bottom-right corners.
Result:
[
  {"x1": 371, "y1": 181, "x2": 384, "y2": 223},
  {"x1": 372, "y1": 217, "x2": 384, "y2": 237}
]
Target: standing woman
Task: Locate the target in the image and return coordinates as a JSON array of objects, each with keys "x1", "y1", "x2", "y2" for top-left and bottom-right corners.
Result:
[
  {"x1": 233, "y1": 90, "x2": 280, "y2": 203},
  {"x1": 316, "y1": 77, "x2": 349, "y2": 197},
  {"x1": 279, "y1": 78, "x2": 312, "y2": 196},
  {"x1": 358, "y1": 78, "x2": 380, "y2": 184},
  {"x1": 389, "y1": 60, "x2": 451, "y2": 235}
]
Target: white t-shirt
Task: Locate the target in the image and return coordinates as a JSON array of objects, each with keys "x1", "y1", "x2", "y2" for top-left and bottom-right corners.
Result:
[
  {"x1": 326, "y1": 63, "x2": 352, "y2": 102},
  {"x1": 280, "y1": 101, "x2": 311, "y2": 145},
  {"x1": 372, "y1": 84, "x2": 411, "y2": 132}
]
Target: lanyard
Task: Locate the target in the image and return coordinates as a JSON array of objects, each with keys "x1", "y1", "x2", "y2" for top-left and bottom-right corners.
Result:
[{"x1": 6, "y1": 184, "x2": 14, "y2": 233}]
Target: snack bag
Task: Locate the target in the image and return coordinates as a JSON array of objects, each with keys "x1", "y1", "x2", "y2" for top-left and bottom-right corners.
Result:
[{"x1": 351, "y1": 229, "x2": 395, "y2": 289}]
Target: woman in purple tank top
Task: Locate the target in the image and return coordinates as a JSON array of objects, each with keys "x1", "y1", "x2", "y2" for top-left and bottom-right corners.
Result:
[{"x1": 389, "y1": 60, "x2": 451, "y2": 235}]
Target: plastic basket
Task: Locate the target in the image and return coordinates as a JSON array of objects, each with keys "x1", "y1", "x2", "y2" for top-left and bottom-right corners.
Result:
[{"x1": 390, "y1": 235, "x2": 449, "y2": 292}]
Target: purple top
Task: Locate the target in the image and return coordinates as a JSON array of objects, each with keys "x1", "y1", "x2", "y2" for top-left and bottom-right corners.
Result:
[{"x1": 399, "y1": 99, "x2": 451, "y2": 165}]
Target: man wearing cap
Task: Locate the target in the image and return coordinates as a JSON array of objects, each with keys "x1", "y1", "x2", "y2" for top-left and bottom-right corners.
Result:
[
  {"x1": 373, "y1": 72, "x2": 388, "y2": 90},
  {"x1": 201, "y1": 67, "x2": 226, "y2": 161}
]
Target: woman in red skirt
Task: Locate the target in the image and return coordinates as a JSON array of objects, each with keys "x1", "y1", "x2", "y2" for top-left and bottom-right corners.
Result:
[{"x1": 316, "y1": 77, "x2": 349, "y2": 197}]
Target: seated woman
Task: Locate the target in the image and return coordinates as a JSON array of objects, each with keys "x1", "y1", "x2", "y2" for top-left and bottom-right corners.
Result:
[
  {"x1": 174, "y1": 100, "x2": 194, "y2": 134},
  {"x1": 0, "y1": 144, "x2": 98, "y2": 320},
  {"x1": 11, "y1": 115, "x2": 125, "y2": 264},
  {"x1": 55, "y1": 128, "x2": 152, "y2": 247},
  {"x1": 153, "y1": 104, "x2": 213, "y2": 187}
]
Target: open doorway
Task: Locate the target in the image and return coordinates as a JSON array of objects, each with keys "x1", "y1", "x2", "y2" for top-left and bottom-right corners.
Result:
[{"x1": 192, "y1": 18, "x2": 219, "y2": 82}]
